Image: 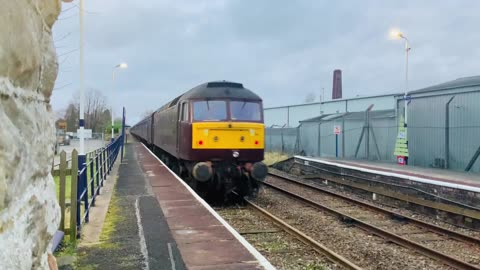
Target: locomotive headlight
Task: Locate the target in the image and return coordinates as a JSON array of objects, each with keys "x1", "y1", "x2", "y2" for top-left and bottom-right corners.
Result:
[{"x1": 232, "y1": 151, "x2": 240, "y2": 158}]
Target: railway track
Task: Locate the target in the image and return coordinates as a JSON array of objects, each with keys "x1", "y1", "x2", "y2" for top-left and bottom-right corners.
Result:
[
  {"x1": 243, "y1": 199, "x2": 362, "y2": 270},
  {"x1": 265, "y1": 172, "x2": 480, "y2": 270},
  {"x1": 216, "y1": 204, "x2": 346, "y2": 270}
]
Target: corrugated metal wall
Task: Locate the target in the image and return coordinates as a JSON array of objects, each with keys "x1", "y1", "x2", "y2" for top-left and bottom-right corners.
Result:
[
  {"x1": 296, "y1": 111, "x2": 397, "y2": 160},
  {"x1": 407, "y1": 89, "x2": 480, "y2": 173},
  {"x1": 264, "y1": 94, "x2": 397, "y2": 127},
  {"x1": 264, "y1": 88, "x2": 480, "y2": 174},
  {"x1": 265, "y1": 128, "x2": 299, "y2": 154}
]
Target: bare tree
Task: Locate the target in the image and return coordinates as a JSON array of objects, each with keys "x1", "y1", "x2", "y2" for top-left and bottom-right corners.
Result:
[
  {"x1": 64, "y1": 103, "x2": 78, "y2": 132},
  {"x1": 65, "y1": 89, "x2": 110, "y2": 133},
  {"x1": 304, "y1": 92, "x2": 316, "y2": 103}
]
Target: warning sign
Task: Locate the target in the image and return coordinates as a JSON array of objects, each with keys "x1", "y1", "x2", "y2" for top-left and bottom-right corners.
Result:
[{"x1": 334, "y1": 125, "x2": 341, "y2": 135}]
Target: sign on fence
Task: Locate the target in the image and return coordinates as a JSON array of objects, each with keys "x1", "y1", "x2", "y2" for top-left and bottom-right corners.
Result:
[{"x1": 334, "y1": 125, "x2": 342, "y2": 135}]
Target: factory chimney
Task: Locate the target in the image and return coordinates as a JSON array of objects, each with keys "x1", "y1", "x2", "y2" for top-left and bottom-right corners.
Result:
[{"x1": 332, "y1": 69, "x2": 342, "y2": 99}]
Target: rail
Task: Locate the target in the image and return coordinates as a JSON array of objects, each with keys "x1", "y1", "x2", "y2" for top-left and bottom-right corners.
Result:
[
  {"x1": 244, "y1": 198, "x2": 362, "y2": 270},
  {"x1": 269, "y1": 172, "x2": 480, "y2": 245},
  {"x1": 264, "y1": 173, "x2": 480, "y2": 270}
]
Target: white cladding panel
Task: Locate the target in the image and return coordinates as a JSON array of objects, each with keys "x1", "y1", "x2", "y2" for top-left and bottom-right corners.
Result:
[
  {"x1": 288, "y1": 103, "x2": 321, "y2": 127},
  {"x1": 347, "y1": 96, "x2": 396, "y2": 112},
  {"x1": 264, "y1": 107, "x2": 288, "y2": 127}
]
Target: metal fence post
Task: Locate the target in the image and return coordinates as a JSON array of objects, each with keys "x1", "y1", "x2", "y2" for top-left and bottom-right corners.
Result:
[
  {"x1": 445, "y1": 96, "x2": 455, "y2": 169},
  {"x1": 77, "y1": 153, "x2": 86, "y2": 232},
  {"x1": 82, "y1": 158, "x2": 89, "y2": 223},
  {"x1": 281, "y1": 128, "x2": 285, "y2": 154},
  {"x1": 342, "y1": 115, "x2": 345, "y2": 158},
  {"x1": 317, "y1": 122, "x2": 321, "y2": 157},
  {"x1": 103, "y1": 148, "x2": 107, "y2": 180},
  {"x1": 95, "y1": 151, "x2": 100, "y2": 193},
  {"x1": 365, "y1": 109, "x2": 370, "y2": 159},
  {"x1": 121, "y1": 107, "x2": 126, "y2": 162},
  {"x1": 107, "y1": 146, "x2": 111, "y2": 174},
  {"x1": 90, "y1": 156, "x2": 95, "y2": 207}
]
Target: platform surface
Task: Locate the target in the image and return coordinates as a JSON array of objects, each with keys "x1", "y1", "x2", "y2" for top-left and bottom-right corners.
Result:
[
  {"x1": 296, "y1": 156, "x2": 480, "y2": 189},
  {"x1": 136, "y1": 142, "x2": 271, "y2": 270}
]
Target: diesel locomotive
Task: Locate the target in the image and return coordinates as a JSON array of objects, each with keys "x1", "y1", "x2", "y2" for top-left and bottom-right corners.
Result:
[{"x1": 131, "y1": 81, "x2": 268, "y2": 201}]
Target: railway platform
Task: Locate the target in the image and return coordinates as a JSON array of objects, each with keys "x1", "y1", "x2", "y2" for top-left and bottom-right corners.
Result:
[
  {"x1": 295, "y1": 156, "x2": 480, "y2": 190},
  {"x1": 75, "y1": 140, "x2": 273, "y2": 270},
  {"x1": 286, "y1": 156, "x2": 480, "y2": 229}
]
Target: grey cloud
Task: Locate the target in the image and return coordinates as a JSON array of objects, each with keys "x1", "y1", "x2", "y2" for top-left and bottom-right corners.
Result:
[{"x1": 51, "y1": 0, "x2": 480, "y2": 125}]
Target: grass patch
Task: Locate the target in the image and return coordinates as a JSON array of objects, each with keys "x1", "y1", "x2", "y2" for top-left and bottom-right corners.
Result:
[
  {"x1": 54, "y1": 175, "x2": 72, "y2": 201},
  {"x1": 305, "y1": 263, "x2": 327, "y2": 270},
  {"x1": 263, "y1": 152, "x2": 290, "y2": 166},
  {"x1": 259, "y1": 240, "x2": 289, "y2": 253},
  {"x1": 99, "y1": 189, "x2": 123, "y2": 243},
  {"x1": 54, "y1": 235, "x2": 77, "y2": 257}
]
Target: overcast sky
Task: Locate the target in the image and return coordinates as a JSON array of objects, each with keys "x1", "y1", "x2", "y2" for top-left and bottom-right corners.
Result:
[{"x1": 51, "y1": 1, "x2": 480, "y2": 124}]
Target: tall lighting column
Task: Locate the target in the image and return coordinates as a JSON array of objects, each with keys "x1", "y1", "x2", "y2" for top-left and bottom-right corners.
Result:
[
  {"x1": 79, "y1": 0, "x2": 85, "y2": 155},
  {"x1": 111, "y1": 63, "x2": 128, "y2": 141},
  {"x1": 391, "y1": 29, "x2": 411, "y2": 164}
]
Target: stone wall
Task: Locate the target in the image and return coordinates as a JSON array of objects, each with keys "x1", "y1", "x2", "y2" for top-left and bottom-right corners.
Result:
[{"x1": 0, "y1": 0, "x2": 62, "y2": 269}]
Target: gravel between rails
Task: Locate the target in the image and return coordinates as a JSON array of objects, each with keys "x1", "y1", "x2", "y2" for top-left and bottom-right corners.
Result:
[
  {"x1": 265, "y1": 175, "x2": 480, "y2": 267},
  {"x1": 270, "y1": 169, "x2": 480, "y2": 240},
  {"x1": 216, "y1": 205, "x2": 340, "y2": 270},
  {"x1": 253, "y1": 187, "x2": 454, "y2": 270}
]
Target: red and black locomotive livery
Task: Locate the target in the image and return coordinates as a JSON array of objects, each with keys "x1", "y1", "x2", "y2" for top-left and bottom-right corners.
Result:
[{"x1": 131, "y1": 81, "x2": 268, "y2": 201}]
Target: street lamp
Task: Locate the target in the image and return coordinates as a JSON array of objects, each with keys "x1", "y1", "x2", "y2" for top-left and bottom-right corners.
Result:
[
  {"x1": 111, "y1": 63, "x2": 128, "y2": 141},
  {"x1": 391, "y1": 29, "x2": 411, "y2": 164},
  {"x1": 79, "y1": 0, "x2": 85, "y2": 155},
  {"x1": 390, "y1": 29, "x2": 411, "y2": 121}
]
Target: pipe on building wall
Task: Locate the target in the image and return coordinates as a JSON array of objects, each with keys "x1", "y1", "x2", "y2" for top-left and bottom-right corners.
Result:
[{"x1": 445, "y1": 96, "x2": 455, "y2": 169}]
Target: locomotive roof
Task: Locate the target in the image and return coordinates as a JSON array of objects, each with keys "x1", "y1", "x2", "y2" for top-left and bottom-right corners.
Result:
[
  {"x1": 181, "y1": 81, "x2": 262, "y2": 101},
  {"x1": 156, "y1": 81, "x2": 262, "y2": 111}
]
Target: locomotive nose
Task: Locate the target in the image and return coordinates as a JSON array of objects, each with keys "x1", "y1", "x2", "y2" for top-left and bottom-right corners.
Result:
[{"x1": 251, "y1": 162, "x2": 268, "y2": 181}]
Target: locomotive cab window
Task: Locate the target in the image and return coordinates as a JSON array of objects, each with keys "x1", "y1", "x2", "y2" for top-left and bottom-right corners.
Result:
[
  {"x1": 193, "y1": 100, "x2": 227, "y2": 121},
  {"x1": 180, "y1": 102, "x2": 189, "y2": 122},
  {"x1": 230, "y1": 101, "x2": 261, "y2": 121}
]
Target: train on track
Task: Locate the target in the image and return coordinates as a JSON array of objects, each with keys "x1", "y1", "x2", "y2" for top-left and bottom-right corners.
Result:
[{"x1": 131, "y1": 81, "x2": 268, "y2": 202}]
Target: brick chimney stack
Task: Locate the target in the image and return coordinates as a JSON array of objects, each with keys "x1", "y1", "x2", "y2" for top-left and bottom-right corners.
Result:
[{"x1": 332, "y1": 69, "x2": 342, "y2": 99}]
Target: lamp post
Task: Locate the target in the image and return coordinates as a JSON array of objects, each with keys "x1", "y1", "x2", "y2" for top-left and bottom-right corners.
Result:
[
  {"x1": 79, "y1": 0, "x2": 85, "y2": 155},
  {"x1": 111, "y1": 63, "x2": 128, "y2": 141},
  {"x1": 391, "y1": 29, "x2": 411, "y2": 164},
  {"x1": 391, "y1": 30, "x2": 411, "y2": 126}
]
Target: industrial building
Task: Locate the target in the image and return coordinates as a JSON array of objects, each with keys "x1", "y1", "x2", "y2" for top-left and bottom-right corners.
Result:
[
  {"x1": 264, "y1": 93, "x2": 399, "y2": 128},
  {"x1": 265, "y1": 75, "x2": 480, "y2": 173}
]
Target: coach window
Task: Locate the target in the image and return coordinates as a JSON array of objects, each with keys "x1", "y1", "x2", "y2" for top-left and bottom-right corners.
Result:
[{"x1": 193, "y1": 100, "x2": 227, "y2": 121}]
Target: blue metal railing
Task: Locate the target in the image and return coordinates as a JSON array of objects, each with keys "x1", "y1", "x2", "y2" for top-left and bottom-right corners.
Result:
[{"x1": 75, "y1": 134, "x2": 124, "y2": 235}]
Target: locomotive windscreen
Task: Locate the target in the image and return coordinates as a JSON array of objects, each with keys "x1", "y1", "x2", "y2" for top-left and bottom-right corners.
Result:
[
  {"x1": 230, "y1": 101, "x2": 261, "y2": 121},
  {"x1": 193, "y1": 100, "x2": 227, "y2": 121}
]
